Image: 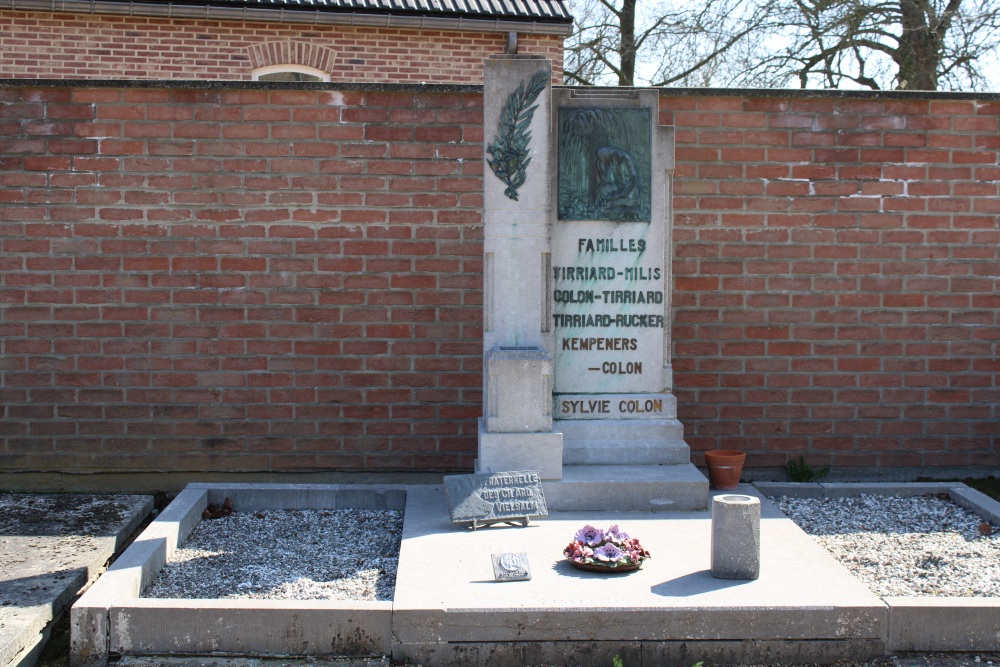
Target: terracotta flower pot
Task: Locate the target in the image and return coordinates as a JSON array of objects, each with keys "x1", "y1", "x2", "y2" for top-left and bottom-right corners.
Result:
[{"x1": 704, "y1": 450, "x2": 746, "y2": 490}]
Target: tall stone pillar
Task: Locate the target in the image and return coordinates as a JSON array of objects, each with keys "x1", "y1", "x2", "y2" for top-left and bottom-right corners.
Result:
[{"x1": 476, "y1": 56, "x2": 563, "y2": 480}]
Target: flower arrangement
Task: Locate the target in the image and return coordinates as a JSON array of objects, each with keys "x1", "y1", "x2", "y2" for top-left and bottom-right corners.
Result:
[{"x1": 563, "y1": 524, "x2": 650, "y2": 571}]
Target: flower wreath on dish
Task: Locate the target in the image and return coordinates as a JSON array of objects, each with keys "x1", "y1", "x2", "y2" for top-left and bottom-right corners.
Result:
[{"x1": 563, "y1": 524, "x2": 650, "y2": 571}]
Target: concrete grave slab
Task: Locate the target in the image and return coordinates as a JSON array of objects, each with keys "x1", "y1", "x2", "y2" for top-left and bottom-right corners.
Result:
[
  {"x1": 0, "y1": 494, "x2": 151, "y2": 667},
  {"x1": 67, "y1": 481, "x2": 1000, "y2": 666},
  {"x1": 392, "y1": 484, "x2": 886, "y2": 664}
]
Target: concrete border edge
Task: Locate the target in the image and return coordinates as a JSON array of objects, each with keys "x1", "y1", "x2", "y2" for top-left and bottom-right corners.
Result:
[
  {"x1": 753, "y1": 481, "x2": 1000, "y2": 654},
  {"x1": 74, "y1": 484, "x2": 405, "y2": 664}
]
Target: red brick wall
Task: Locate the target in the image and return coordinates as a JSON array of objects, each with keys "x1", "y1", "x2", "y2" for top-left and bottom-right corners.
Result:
[
  {"x1": 1, "y1": 83, "x2": 998, "y2": 474},
  {"x1": 0, "y1": 84, "x2": 486, "y2": 473},
  {"x1": 664, "y1": 93, "x2": 1000, "y2": 470},
  {"x1": 0, "y1": 10, "x2": 565, "y2": 83}
]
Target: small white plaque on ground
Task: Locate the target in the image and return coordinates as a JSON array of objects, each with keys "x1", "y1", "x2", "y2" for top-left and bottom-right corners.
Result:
[{"x1": 491, "y1": 552, "x2": 531, "y2": 581}]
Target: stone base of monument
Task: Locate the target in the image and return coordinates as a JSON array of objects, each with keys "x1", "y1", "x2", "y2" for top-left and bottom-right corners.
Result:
[
  {"x1": 476, "y1": 419, "x2": 563, "y2": 481},
  {"x1": 543, "y1": 462, "x2": 709, "y2": 511},
  {"x1": 545, "y1": 409, "x2": 710, "y2": 511}
]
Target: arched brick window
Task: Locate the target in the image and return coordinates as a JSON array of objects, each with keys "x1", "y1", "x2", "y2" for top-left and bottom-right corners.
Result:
[{"x1": 247, "y1": 42, "x2": 336, "y2": 81}]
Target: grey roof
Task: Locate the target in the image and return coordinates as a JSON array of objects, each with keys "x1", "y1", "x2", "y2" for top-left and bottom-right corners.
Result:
[{"x1": 130, "y1": 0, "x2": 573, "y2": 22}]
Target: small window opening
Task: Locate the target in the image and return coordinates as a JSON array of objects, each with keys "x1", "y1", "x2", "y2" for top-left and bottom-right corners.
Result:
[{"x1": 252, "y1": 64, "x2": 330, "y2": 82}]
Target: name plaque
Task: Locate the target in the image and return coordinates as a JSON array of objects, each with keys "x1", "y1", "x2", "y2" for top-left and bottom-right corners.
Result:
[
  {"x1": 555, "y1": 392, "x2": 675, "y2": 420},
  {"x1": 551, "y1": 228, "x2": 664, "y2": 394},
  {"x1": 444, "y1": 470, "x2": 548, "y2": 530}
]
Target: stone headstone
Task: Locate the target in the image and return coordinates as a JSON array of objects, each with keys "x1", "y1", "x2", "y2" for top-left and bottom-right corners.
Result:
[
  {"x1": 543, "y1": 88, "x2": 708, "y2": 510},
  {"x1": 491, "y1": 552, "x2": 531, "y2": 581},
  {"x1": 443, "y1": 470, "x2": 547, "y2": 529},
  {"x1": 477, "y1": 56, "x2": 709, "y2": 512}
]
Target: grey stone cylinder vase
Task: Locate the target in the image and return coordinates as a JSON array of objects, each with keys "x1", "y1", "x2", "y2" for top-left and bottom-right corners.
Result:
[{"x1": 711, "y1": 494, "x2": 761, "y2": 580}]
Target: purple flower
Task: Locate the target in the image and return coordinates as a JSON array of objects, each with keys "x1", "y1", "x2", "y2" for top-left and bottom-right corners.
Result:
[
  {"x1": 574, "y1": 524, "x2": 605, "y2": 546},
  {"x1": 606, "y1": 524, "x2": 629, "y2": 543},
  {"x1": 593, "y1": 543, "x2": 624, "y2": 562}
]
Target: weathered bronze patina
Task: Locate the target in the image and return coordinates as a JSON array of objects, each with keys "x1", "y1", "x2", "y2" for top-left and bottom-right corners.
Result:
[{"x1": 557, "y1": 107, "x2": 652, "y2": 222}]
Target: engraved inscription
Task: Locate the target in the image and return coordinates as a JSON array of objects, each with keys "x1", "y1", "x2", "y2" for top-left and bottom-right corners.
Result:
[
  {"x1": 554, "y1": 393, "x2": 671, "y2": 420},
  {"x1": 560, "y1": 398, "x2": 663, "y2": 415},
  {"x1": 551, "y1": 229, "x2": 664, "y2": 393},
  {"x1": 552, "y1": 97, "x2": 666, "y2": 398},
  {"x1": 443, "y1": 470, "x2": 548, "y2": 527},
  {"x1": 491, "y1": 552, "x2": 531, "y2": 581}
]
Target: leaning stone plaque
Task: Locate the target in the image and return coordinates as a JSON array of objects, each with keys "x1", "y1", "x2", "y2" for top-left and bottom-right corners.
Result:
[
  {"x1": 491, "y1": 552, "x2": 531, "y2": 581},
  {"x1": 443, "y1": 470, "x2": 548, "y2": 530}
]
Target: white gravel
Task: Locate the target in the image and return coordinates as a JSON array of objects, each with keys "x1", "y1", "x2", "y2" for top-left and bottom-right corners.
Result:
[
  {"x1": 143, "y1": 509, "x2": 403, "y2": 601},
  {"x1": 775, "y1": 494, "x2": 1000, "y2": 598}
]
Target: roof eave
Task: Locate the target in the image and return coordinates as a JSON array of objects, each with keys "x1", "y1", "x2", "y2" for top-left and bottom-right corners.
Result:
[{"x1": 0, "y1": 0, "x2": 574, "y2": 35}]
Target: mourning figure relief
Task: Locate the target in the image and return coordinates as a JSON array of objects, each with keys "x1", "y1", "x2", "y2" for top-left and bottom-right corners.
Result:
[
  {"x1": 596, "y1": 145, "x2": 642, "y2": 215},
  {"x1": 558, "y1": 108, "x2": 652, "y2": 222}
]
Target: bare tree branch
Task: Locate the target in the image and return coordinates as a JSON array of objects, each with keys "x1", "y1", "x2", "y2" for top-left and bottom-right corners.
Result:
[{"x1": 563, "y1": 0, "x2": 1000, "y2": 90}]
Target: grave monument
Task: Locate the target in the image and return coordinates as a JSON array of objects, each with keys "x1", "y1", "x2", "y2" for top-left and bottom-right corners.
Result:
[{"x1": 477, "y1": 55, "x2": 708, "y2": 511}]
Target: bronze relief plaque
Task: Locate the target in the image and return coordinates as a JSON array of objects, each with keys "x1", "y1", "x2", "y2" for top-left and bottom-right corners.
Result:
[{"x1": 558, "y1": 107, "x2": 652, "y2": 222}]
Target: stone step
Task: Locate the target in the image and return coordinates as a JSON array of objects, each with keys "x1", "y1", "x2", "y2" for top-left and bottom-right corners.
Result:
[
  {"x1": 559, "y1": 418, "x2": 691, "y2": 465},
  {"x1": 543, "y1": 462, "x2": 709, "y2": 512},
  {"x1": 562, "y1": 440, "x2": 692, "y2": 465}
]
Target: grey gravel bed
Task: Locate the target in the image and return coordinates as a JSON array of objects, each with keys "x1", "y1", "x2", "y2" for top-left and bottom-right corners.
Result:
[
  {"x1": 143, "y1": 509, "x2": 403, "y2": 601},
  {"x1": 774, "y1": 494, "x2": 1000, "y2": 598}
]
